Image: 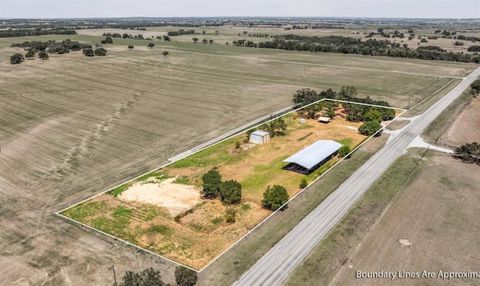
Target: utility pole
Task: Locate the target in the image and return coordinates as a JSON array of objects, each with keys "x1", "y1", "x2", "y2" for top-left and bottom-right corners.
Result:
[{"x1": 112, "y1": 265, "x2": 118, "y2": 286}]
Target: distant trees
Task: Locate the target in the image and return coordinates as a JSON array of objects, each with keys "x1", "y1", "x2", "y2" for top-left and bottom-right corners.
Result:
[
  {"x1": 209, "y1": 39, "x2": 214, "y2": 44},
  {"x1": 201, "y1": 168, "x2": 222, "y2": 199},
  {"x1": 453, "y1": 142, "x2": 480, "y2": 165},
  {"x1": 94, "y1": 47, "x2": 107, "y2": 56},
  {"x1": 202, "y1": 39, "x2": 208, "y2": 44},
  {"x1": 118, "y1": 268, "x2": 166, "y2": 286},
  {"x1": 252, "y1": 34, "x2": 480, "y2": 63},
  {"x1": 38, "y1": 51, "x2": 49, "y2": 60},
  {"x1": 163, "y1": 35, "x2": 171, "y2": 41},
  {"x1": 10, "y1": 53, "x2": 24, "y2": 64},
  {"x1": 162, "y1": 51, "x2": 169, "y2": 57},
  {"x1": 82, "y1": 48, "x2": 94, "y2": 57},
  {"x1": 25, "y1": 50, "x2": 35, "y2": 59},
  {"x1": 468, "y1": 45, "x2": 480, "y2": 52},
  {"x1": 219, "y1": 180, "x2": 242, "y2": 204},
  {"x1": 147, "y1": 42, "x2": 155, "y2": 48},
  {"x1": 358, "y1": 120, "x2": 382, "y2": 136},
  {"x1": 101, "y1": 36, "x2": 113, "y2": 44},
  {"x1": 262, "y1": 185, "x2": 289, "y2": 211},
  {"x1": 192, "y1": 37, "x2": 199, "y2": 43},
  {"x1": 128, "y1": 45, "x2": 134, "y2": 49},
  {"x1": 175, "y1": 266, "x2": 198, "y2": 286}
]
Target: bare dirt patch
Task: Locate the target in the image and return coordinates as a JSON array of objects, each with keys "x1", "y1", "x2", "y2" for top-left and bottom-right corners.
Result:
[{"x1": 119, "y1": 178, "x2": 202, "y2": 216}]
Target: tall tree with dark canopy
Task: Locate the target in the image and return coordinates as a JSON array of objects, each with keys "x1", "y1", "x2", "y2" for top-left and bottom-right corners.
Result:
[
  {"x1": 175, "y1": 266, "x2": 198, "y2": 286},
  {"x1": 201, "y1": 168, "x2": 222, "y2": 199},
  {"x1": 118, "y1": 268, "x2": 166, "y2": 286},
  {"x1": 262, "y1": 185, "x2": 289, "y2": 211},
  {"x1": 219, "y1": 180, "x2": 242, "y2": 204}
]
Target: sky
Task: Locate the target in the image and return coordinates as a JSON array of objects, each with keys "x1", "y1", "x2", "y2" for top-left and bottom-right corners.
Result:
[{"x1": 0, "y1": 0, "x2": 479, "y2": 19}]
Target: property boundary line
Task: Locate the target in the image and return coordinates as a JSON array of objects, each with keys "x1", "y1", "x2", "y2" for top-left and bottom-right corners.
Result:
[{"x1": 55, "y1": 98, "x2": 406, "y2": 273}]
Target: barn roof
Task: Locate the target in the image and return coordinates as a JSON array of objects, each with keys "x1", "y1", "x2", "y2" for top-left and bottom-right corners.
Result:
[{"x1": 283, "y1": 140, "x2": 342, "y2": 170}]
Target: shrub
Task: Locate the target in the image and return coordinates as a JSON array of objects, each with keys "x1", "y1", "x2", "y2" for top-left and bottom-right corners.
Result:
[
  {"x1": 147, "y1": 42, "x2": 155, "y2": 48},
  {"x1": 262, "y1": 185, "x2": 289, "y2": 211},
  {"x1": 225, "y1": 208, "x2": 236, "y2": 223},
  {"x1": 453, "y1": 142, "x2": 480, "y2": 164},
  {"x1": 82, "y1": 48, "x2": 94, "y2": 57},
  {"x1": 10, "y1": 53, "x2": 25, "y2": 64},
  {"x1": 119, "y1": 268, "x2": 166, "y2": 286},
  {"x1": 299, "y1": 178, "x2": 308, "y2": 189},
  {"x1": 219, "y1": 180, "x2": 242, "y2": 204},
  {"x1": 25, "y1": 50, "x2": 35, "y2": 58},
  {"x1": 338, "y1": 145, "x2": 351, "y2": 158},
  {"x1": 175, "y1": 266, "x2": 198, "y2": 286},
  {"x1": 201, "y1": 168, "x2": 222, "y2": 199},
  {"x1": 358, "y1": 120, "x2": 382, "y2": 136},
  {"x1": 128, "y1": 45, "x2": 134, "y2": 49},
  {"x1": 38, "y1": 51, "x2": 49, "y2": 60},
  {"x1": 94, "y1": 47, "x2": 107, "y2": 56}
]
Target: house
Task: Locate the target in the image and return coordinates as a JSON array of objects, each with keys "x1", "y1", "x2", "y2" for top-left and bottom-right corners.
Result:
[
  {"x1": 283, "y1": 140, "x2": 342, "y2": 174},
  {"x1": 249, "y1": 130, "x2": 271, "y2": 144},
  {"x1": 318, "y1": 116, "x2": 332, "y2": 123}
]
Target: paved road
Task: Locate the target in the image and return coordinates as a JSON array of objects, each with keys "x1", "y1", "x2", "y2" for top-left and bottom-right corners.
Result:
[{"x1": 234, "y1": 67, "x2": 480, "y2": 286}]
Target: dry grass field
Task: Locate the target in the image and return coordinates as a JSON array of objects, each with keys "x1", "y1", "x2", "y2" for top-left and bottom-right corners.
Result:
[
  {"x1": 0, "y1": 32, "x2": 475, "y2": 284},
  {"x1": 330, "y1": 153, "x2": 480, "y2": 286},
  {"x1": 61, "y1": 107, "x2": 373, "y2": 270}
]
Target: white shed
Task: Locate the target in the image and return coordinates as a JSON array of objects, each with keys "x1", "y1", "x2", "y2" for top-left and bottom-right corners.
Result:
[
  {"x1": 318, "y1": 116, "x2": 332, "y2": 123},
  {"x1": 249, "y1": 130, "x2": 270, "y2": 144}
]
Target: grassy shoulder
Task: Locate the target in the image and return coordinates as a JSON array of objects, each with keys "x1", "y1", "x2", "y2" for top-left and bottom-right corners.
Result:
[
  {"x1": 285, "y1": 149, "x2": 428, "y2": 286},
  {"x1": 423, "y1": 91, "x2": 476, "y2": 144},
  {"x1": 197, "y1": 136, "x2": 387, "y2": 286}
]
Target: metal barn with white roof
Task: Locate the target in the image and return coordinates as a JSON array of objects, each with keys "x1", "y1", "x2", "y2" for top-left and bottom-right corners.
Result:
[{"x1": 283, "y1": 140, "x2": 342, "y2": 173}]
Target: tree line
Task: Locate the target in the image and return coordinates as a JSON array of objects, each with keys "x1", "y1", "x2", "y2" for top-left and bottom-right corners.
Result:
[
  {"x1": 0, "y1": 28, "x2": 77, "y2": 38},
  {"x1": 240, "y1": 35, "x2": 480, "y2": 63}
]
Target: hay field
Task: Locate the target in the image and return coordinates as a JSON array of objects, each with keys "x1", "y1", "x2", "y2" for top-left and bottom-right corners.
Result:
[{"x1": 0, "y1": 34, "x2": 475, "y2": 284}]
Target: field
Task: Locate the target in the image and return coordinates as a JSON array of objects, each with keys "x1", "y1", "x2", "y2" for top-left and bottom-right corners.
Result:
[
  {"x1": 0, "y1": 29, "x2": 476, "y2": 284},
  {"x1": 330, "y1": 152, "x2": 480, "y2": 286},
  {"x1": 60, "y1": 101, "x2": 388, "y2": 270}
]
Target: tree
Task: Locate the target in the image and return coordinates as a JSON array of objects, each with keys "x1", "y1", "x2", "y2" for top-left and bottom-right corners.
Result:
[
  {"x1": 292, "y1": 88, "x2": 320, "y2": 107},
  {"x1": 118, "y1": 268, "x2": 166, "y2": 286},
  {"x1": 201, "y1": 168, "x2": 222, "y2": 199},
  {"x1": 262, "y1": 185, "x2": 289, "y2": 211},
  {"x1": 38, "y1": 51, "x2": 49, "y2": 60},
  {"x1": 453, "y1": 142, "x2": 480, "y2": 164},
  {"x1": 175, "y1": 266, "x2": 198, "y2": 286},
  {"x1": 147, "y1": 42, "x2": 155, "y2": 48},
  {"x1": 202, "y1": 39, "x2": 208, "y2": 44},
  {"x1": 358, "y1": 120, "x2": 382, "y2": 136},
  {"x1": 262, "y1": 118, "x2": 287, "y2": 137},
  {"x1": 209, "y1": 39, "x2": 214, "y2": 44},
  {"x1": 25, "y1": 50, "x2": 35, "y2": 59},
  {"x1": 219, "y1": 180, "x2": 242, "y2": 204},
  {"x1": 162, "y1": 51, "x2": 169, "y2": 57},
  {"x1": 83, "y1": 48, "x2": 94, "y2": 57},
  {"x1": 192, "y1": 37, "x2": 199, "y2": 43},
  {"x1": 10, "y1": 53, "x2": 25, "y2": 64},
  {"x1": 94, "y1": 48, "x2": 107, "y2": 56},
  {"x1": 128, "y1": 45, "x2": 134, "y2": 49},
  {"x1": 364, "y1": 109, "x2": 382, "y2": 122},
  {"x1": 337, "y1": 86, "x2": 357, "y2": 100},
  {"x1": 163, "y1": 35, "x2": 171, "y2": 41},
  {"x1": 324, "y1": 102, "x2": 336, "y2": 118},
  {"x1": 338, "y1": 145, "x2": 351, "y2": 158},
  {"x1": 299, "y1": 178, "x2": 308, "y2": 189},
  {"x1": 470, "y1": 79, "x2": 480, "y2": 95}
]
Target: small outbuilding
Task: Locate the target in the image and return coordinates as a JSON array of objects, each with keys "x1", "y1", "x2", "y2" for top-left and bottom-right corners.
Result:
[
  {"x1": 249, "y1": 130, "x2": 271, "y2": 145},
  {"x1": 318, "y1": 116, "x2": 332, "y2": 123},
  {"x1": 283, "y1": 140, "x2": 342, "y2": 174}
]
